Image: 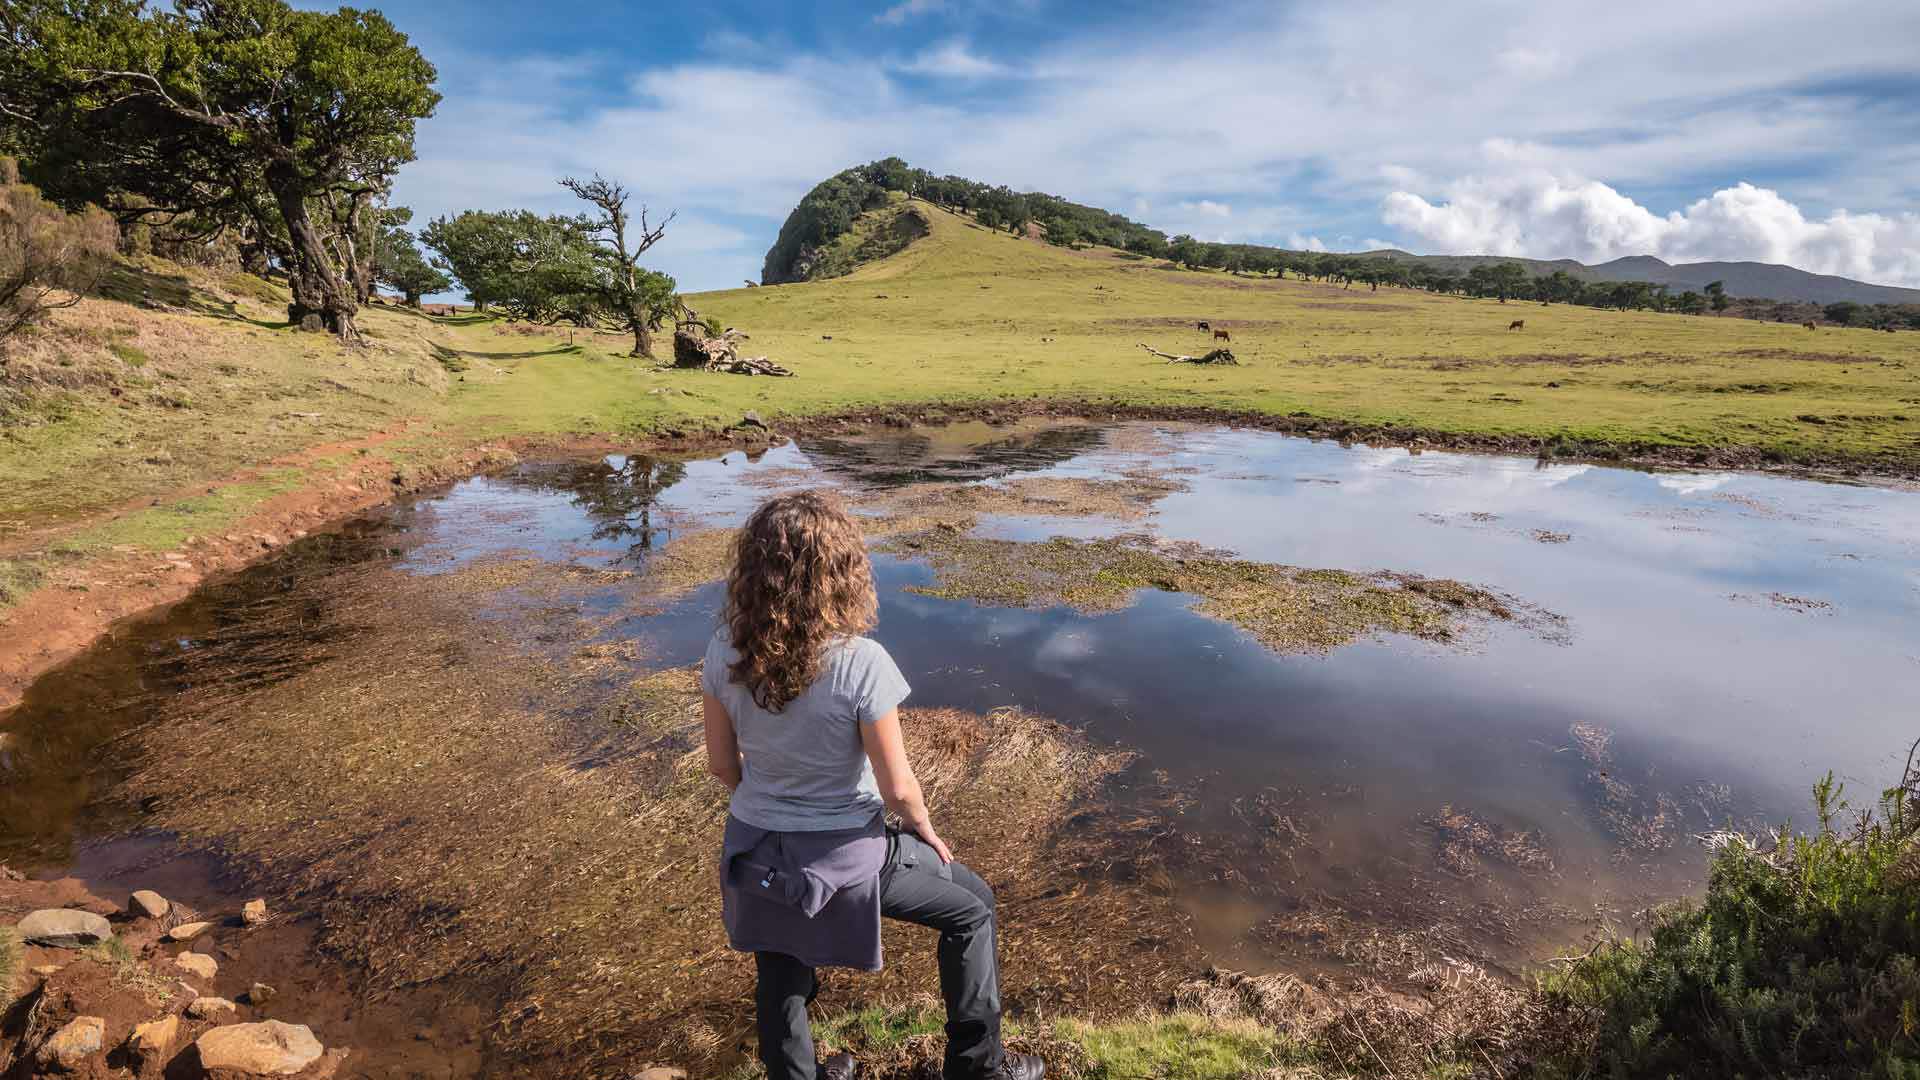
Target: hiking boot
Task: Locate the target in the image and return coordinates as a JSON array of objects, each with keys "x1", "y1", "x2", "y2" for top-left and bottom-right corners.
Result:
[
  {"x1": 822, "y1": 1051, "x2": 858, "y2": 1080},
  {"x1": 994, "y1": 1053, "x2": 1044, "y2": 1080}
]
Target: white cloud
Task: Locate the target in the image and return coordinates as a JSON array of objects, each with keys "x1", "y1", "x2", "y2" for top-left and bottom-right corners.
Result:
[
  {"x1": 1289, "y1": 233, "x2": 1330, "y2": 253},
  {"x1": 1494, "y1": 46, "x2": 1561, "y2": 79},
  {"x1": 391, "y1": 1, "x2": 1920, "y2": 291},
  {"x1": 1383, "y1": 164, "x2": 1920, "y2": 285},
  {"x1": 875, "y1": 0, "x2": 945, "y2": 26},
  {"x1": 895, "y1": 41, "x2": 1006, "y2": 78},
  {"x1": 1181, "y1": 199, "x2": 1232, "y2": 218}
]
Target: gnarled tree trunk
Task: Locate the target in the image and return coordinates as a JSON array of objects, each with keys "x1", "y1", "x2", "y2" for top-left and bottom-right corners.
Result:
[{"x1": 268, "y1": 164, "x2": 360, "y2": 342}]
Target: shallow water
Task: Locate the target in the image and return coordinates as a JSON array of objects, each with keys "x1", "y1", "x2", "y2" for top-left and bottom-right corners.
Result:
[{"x1": 6, "y1": 420, "x2": 1918, "y2": 975}]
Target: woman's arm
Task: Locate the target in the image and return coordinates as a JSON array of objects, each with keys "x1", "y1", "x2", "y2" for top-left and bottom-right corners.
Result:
[
  {"x1": 702, "y1": 692, "x2": 742, "y2": 791},
  {"x1": 859, "y1": 708, "x2": 952, "y2": 863}
]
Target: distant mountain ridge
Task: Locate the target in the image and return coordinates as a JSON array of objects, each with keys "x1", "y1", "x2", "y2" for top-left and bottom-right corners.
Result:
[
  {"x1": 1358, "y1": 250, "x2": 1920, "y2": 306},
  {"x1": 767, "y1": 159, "x2": 1919, "y2": 305}
]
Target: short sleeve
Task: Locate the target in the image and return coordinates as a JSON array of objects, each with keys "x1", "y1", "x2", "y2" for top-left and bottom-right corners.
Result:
[
  {"x1": 850, "y1": 641, "x2": 911, "y2": 726},
  {"x1": 701, "y1": 630, "x2": 730, "y2": 697}
]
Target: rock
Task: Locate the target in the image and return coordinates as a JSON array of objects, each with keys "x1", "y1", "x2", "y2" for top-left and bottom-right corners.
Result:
[
  {"x1": 175, "y1": 952, "x2": 219, "y2": 980},
  {"x1": 174, "y1": 980, "x2": 201, "y2": 1001},
  {"x1": 168, "y1": 920, "x2": 213, "y2": 941},
  {"x1": 130, "y1": 889, "x2": 172, "y2": 919},
  {"x1": 129, "y1": 1015, "x2": 181, "y2": 1075},
  {"x1": 246, "y1": 983, "x2": 276, "y2": 1005},
  {"x1": 307, "y1": 1047, "x2": 352, "y2": 1080},
  {"x1": 186, "y1": 996, "x2": 237, "y2": 1019},
  {"x1": 37, "y1": 1015, "x2": 106, "y2": 1072},
  {"x1": 194, "y1": 1021, "x2": 324, "y2": 1077},
  {"x1": 740, "y1": 410, "x2": 767, "y2": 430},
  {"x1": 241, "y1": 899, "x2": 268, "y2": 926},
  {"x1": 17, "y1": 908, "x2": 114, "y2": 948},
  {"x1": 32, "y1": 964, "x2": 62, "y2": 977},
  {"x1": 633, "y1": 1068, "x2": 689, "y2": 1080}
]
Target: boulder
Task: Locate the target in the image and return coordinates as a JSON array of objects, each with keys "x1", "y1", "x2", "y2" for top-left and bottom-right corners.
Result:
[
  {"x1": 17, "y1": 908, "x2": 113, "y2": 948},
  {"x1": 634, "y1": 1068, "x2": 689, "y2": 1080},
  {"x1": 128, "y1": 1015, "x2": 181, "y2": 1076},
  {"x1": 130, "y1": 889, "x2": 172, "y2": 919},
  {"x1": 37, "y1": 1015, "x2": 106, "y2": 1073},
  {"x1": 194, "y1": 1021, "x2": 324, "y2": 1077},
  {"x1": 168, "y1": 920, "x2": 213, "y2": 941},
  {"x1": 174, "y1": 952, "x2": 220, "y2": 980},
  {"x1": 241, "y1": 899, "x2": 268, "y2": 926},
  {"x1": 187, "y1": 997, "x2": 238, "y2": 1020},
  {"x1": 246, "y1": 983, "x2": 277, "y2": 1005}
]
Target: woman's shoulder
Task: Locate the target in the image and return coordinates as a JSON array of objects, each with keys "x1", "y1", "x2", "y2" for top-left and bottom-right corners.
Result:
[{"x1": 829, "y1": 635, "x2": 891, "y2": 661}]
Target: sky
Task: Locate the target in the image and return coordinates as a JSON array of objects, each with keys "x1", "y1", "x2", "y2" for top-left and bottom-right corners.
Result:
[{"x1": 353, "y1": 0, "x2": 1920, "y2": 294}]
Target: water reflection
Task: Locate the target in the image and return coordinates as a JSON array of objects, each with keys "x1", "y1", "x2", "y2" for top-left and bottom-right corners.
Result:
[
  {"x1": 514, "y1": 456, "x2": 690, "y2": 552},
  {"x1": 803, "y1": 421, "x2": 1106, "y2": 486},
  {"x1": 6, "y1": 420, "x2": 1919, "y2": 978}
]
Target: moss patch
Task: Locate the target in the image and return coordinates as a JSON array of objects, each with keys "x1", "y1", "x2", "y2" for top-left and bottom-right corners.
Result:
[
  {"x1": 861, "y1": 472, "x2": 1185, "y2": 521},
  {"x1": 878, "y1": 531, "x2": 1541, "y2": 653}
]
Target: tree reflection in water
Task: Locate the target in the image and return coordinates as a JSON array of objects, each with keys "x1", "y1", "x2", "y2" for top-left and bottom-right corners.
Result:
[{"x1": 549, "y1": 455, "x2": 689, "y2": 556}]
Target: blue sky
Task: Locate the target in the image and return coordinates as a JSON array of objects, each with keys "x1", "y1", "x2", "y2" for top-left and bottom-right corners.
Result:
[{"x1": 356, "y1": 0, "x2": 1920, "y2": 293}]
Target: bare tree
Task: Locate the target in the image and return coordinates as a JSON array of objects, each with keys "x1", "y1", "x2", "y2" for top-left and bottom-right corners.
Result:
[{"x1": 559, "y1": 174, "x2": 676, "y2": 357}]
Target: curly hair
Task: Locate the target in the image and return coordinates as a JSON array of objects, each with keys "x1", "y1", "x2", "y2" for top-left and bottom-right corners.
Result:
[{"x1": 722, "y1": 490, "x2": 879, "y2": 712}]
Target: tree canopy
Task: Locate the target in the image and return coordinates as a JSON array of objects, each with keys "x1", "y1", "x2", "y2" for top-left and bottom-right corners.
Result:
[{"x1": 1, "y1": 0, "x2": 440, "y2": 341}]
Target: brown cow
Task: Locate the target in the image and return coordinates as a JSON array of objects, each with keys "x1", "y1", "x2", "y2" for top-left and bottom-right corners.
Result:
[
  {"x1": 1213, "y1": 329, "x2": 1231, "y2": 342},
  {"x1": 1804, "y1": 321, "x2": 1818, "y2": 330},
  {"x1": 1508, "y1": 319, "x2": 1525, "y2": 330},
  {"x1": 1197, "y1": 321, "x2": 1211, "y2": 332}
]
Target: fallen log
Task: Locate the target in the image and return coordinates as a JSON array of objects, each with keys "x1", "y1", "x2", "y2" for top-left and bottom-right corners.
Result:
[
  {"x1": 671, "y1": 327, "x2": 794, "y2": 376},
  {"x1": 1140, "y1": 342, "x2": 1238, "y2": 365},
  {"x1": 716, "y1": 356, "x2": 795, "y2": 377}
]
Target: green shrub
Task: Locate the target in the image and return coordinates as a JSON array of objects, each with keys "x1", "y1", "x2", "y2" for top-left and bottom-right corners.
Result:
[
  {"x1": 108, "y1": 341, "x2": 149, "y2": 366},
  {"x1": 1554, "y1": 749, "x2": 1920, "y2": 1078}
]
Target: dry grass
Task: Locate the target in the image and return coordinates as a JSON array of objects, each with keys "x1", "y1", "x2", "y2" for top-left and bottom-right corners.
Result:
[
  {"x1": 119, "y1": 555, "x2": 1198, "y2": 1077},
  {"x1": 1172, "y1": 966, "x2": 1597, "y2": 1078}
]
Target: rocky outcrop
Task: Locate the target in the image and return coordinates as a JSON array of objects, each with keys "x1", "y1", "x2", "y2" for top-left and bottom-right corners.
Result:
[
  {"x1": 186, "y1": 996, "x2": 238, "y2": 1020},
  {"x1": 194, "y1": 1021, "x2": 325, "y2": 1077},
  {"x1": 174, "y1": 952, "x2": 219, "y2": 980},
  {"x1": 16, "y1": 909, "x2": 113, "y2": 948},
  {"x1": 36, "y1": 1015, "x2": 105, "y2": 1073},
  {"x1": 127, "y1": 1015, "x2": 180, "y2": 1077}
]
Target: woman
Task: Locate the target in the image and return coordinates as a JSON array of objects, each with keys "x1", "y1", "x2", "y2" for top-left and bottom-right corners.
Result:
[{"x1": 702, "y1": 491, "x2": 1044, "y2": 1080}]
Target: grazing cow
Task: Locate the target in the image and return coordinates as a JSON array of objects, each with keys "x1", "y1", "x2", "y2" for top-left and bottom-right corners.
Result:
[
  {"x1": 1213, "y1": 329, "x2": 1231, "y2": 343},
  {"x1": 1508, "y1": 319, "x2": 1525, "y2": 331},
  {"x1": 1804, "y1": 321, "x2": 1818, "y2": 330},
  {"x1": 1197, "y1": 321, "x2": 1211, "y2": 332}
]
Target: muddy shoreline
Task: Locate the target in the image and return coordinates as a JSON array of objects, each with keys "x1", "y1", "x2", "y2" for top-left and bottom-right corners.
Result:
[{"x1": 6, "y1": 398, "x2": 1915, "y2": 715}]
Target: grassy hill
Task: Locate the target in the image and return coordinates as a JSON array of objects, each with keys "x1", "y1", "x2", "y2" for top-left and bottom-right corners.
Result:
[{"x1": 677, "y1": 199, "x2": 1920, "y2": 464}]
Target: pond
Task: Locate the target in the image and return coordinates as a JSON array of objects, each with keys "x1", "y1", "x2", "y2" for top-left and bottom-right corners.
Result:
[{"x1": 5, "y1": 419, "x2": 1918, "y2": 989}]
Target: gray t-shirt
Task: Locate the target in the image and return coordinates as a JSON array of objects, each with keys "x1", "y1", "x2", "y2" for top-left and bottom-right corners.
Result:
[{"x1": 702, "y1": 629, "x2": 911, "y2": 832}]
